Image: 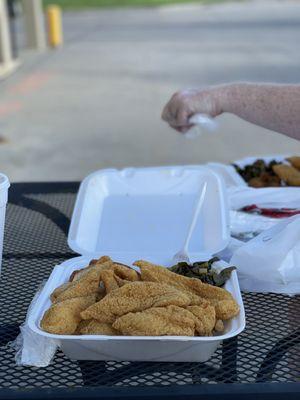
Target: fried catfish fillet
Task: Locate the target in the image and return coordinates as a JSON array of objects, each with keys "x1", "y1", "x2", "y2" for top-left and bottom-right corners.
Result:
[
  {"x1": 81, "y1": 281, "x2": 192, "y2": 323},
  {"x1": 41, "y1": 294, "x2": 97, "y2": 335},
  {"x1": 186, "y1": 305, "x2": 216, "y2": 336},
  {"x1": 112, "y1": 305, "x2": 195, "y2": 336},
  {"x1": 52, "y1": 259, "x2": 113, "y2": 303},
  {"x1": 214, "y1": 319, "x2": 225, "y2": 333},
  {"x1": 112, "y1": 263, "x2": 140, "y2": 281},
  {"x1": 287, "y1": 156, "x2": 300, "y2": 170},
  {"x1": 100, "y1": 265, "x2": 139, "y2": 294},
  {"x1": 69, "y1": 256, "x2": 111, "y2": 282},
  {"x1": 75, "y1": 319, "x2": 120, "y2": 335},
  {"x1": 100, "y1": 269, "x2": 120, "y2": 293},
  {"x1": 113, "y1": 274, "x2": 132, "y2": 288},
  {"x1": 135, "y1": 260, "x2": 239, "y2": 320},
  {"x1": 273, "y1": 164, "x2": 300, "y2": 186},
  {"x1": 211, "y1": 298, "x2": 240, "y2": 321},
  {"x1": 50, "y1": 282, "x2": 72, "y2": 303}
]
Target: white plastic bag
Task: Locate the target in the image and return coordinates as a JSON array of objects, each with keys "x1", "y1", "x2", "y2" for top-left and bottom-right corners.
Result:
[
  {"x1": 230, "y1": 215, "x2": 300, "y2": 294},
  {"x1": 229, "y1": 186, "x2": 300, "y2": 210},
  {"x1": 11, "y1": 283, "x2": 58, "y2": 367},
  {"x1": 230, "y1": 210, "x2": 280, "y2": 241}
]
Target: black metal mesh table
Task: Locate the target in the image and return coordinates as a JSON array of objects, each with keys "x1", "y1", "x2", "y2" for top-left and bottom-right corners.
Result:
[{"x1": 0, "y1": 182, "x2": 299, "y2": 400}]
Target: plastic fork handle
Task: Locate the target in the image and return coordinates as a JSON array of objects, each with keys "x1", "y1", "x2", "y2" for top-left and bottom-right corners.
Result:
[{"x1": 183, "y1": 182, "x2": 207, "y2": 254}]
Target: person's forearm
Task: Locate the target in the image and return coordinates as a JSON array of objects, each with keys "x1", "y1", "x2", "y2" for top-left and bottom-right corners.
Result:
[{"x1": 220, "y1": 83, "x2": 300, "y2": 140}]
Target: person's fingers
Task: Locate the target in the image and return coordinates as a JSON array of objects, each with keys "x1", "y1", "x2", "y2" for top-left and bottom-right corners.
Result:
[
  {"x1": 162, "y1": 103, "x2": 177, "y2": 125},
  {"x1": 176, "y1": 109, "x2": 189, "y2": 127},
  {"x1": 168, "y1": 123, "x2": 183, "y2": 132},
  {"x1": 168, "y1": 123, "x2": 193, "y2": 133},
  {"x1": 178, "y1": 125, "x2": 193, "y2": 133}
]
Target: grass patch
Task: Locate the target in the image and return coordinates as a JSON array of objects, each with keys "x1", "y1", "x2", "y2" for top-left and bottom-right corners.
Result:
[{"x1": 43, "y1": 0, "x2": 237, "y2": 10}]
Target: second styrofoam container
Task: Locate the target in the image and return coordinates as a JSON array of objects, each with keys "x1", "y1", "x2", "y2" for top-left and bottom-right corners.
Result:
[
  {"x1": 208, "y1": 154, "x2": 292, "y2": 189},
  {"x1": 207, "y1": 162, "x2": 246, "y2": 188},
  {"x1": 0, "y1": 174, "x2": 10, "y2": 275},
  {"x1": 28, "y1": 165, "x2": 245, "y2": 362}
]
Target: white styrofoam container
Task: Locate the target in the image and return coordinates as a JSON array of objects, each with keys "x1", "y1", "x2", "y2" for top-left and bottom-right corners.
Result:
[
  {"x1": 28, "y1": 166, "x2": 245, "y2": 362},
  {"x1": 234, "y1": 154, "x2": 290, "y2": 169},
  {"x1": 207, "y1": 162, "x2": 246, "y2": 188},
  {"x1": 68, "y1": 166, "x2": 230, "y2": 265},
  {"x1": 29, "y1": 256, "x2": 244, "y2": 362},
  {"x1": 0, "y1": 173, "x2": 10, "y2": 275}
]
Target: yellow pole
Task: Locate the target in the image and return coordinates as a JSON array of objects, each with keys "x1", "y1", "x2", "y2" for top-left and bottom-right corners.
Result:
[{"x1": 47, "y1": 5, "x2": 63, "y2": 48}]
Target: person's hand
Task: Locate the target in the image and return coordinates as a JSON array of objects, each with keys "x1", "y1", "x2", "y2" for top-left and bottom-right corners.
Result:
[{"x1": 161, "y1": 87, "x2": 224, "y2": 133}]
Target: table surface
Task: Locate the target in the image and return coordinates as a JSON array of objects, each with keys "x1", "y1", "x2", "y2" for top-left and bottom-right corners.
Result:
[{"x1": 0, "y1": 182, "x2": 299, "y2": 400}]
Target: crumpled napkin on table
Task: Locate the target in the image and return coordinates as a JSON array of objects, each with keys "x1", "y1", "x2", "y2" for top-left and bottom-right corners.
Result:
[
  {"x1": 11, "y1": 283, "x2": 58, "y2": 367},
  {"x1": 184, "y1": 113, "x2": 218, "y2": 139}
]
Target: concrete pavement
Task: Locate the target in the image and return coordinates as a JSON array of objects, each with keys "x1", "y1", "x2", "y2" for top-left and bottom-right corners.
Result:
[{"x1": 1, "y1": 0, "x2": 300, "y2": 181}]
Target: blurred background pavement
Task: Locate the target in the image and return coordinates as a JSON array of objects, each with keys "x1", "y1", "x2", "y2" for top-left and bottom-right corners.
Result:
[{"x1": 1, "y1": 0, "x2": 300, "y2": 181}]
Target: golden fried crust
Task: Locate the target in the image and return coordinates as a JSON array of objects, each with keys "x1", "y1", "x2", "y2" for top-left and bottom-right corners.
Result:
[
  {"x1": 273, "y1": 164, "x2": 300, "y2": 186},
  {"x1": 113, "y1": 275, "x2": 132, "y2": 287},
  {"x1": 50, "y1": 282, "x2": 72, "y2": 303},
  {"x1": 100, "y1": 270, "x2": 120, "y2": 293},
  {"x1": 248, "y1": 177, "x2": 266, "y2": 188},
  {"x1": 96, "y1": 287, "x2": 106, "y2": 301},
  {"x1": 81, "y1": 282, "x2": 192, "y2": 323},
  {"x1": 69, "y1": 256, "x2": 112, "y2": 282},
  {"x1": 112, "y1": 305, "x2": 195, "y2": 336},
  {"x1": 54, "y1": 260, "x2": 113, "y2": 303},
  {"x1": 52, "y1": 284, "x2": 106, "y2": 304},
  {"x1": 135, "y1": 260, "x2": 232, "y2": 300},
  {"x1": 212, "y1": 299, "x2": 240, "y2": 321},
  {"x1": 214, "y1": 320, "x2": 225, "y2": 333},
  {"x1": 186, "y1": 305, "x2": 216, "y2": 336},
  {"x1": 287, "y1": 156, "x2": 300, "y2": 170},
  {"x1": 76, "y1": 319, "x2": 120, "y2": 335},
  {"x1": 113, "y1": 264, "x2": 140, "y2": 281},
  {"x1": 188, "y1": 294, "x2": 210, "y2": 307},
  {"x1": 41, "y1": 295, "x2": 97, "y2": 335},
  {"x1": 135, "y1": 260, "x2": 239, "y2": 320}
]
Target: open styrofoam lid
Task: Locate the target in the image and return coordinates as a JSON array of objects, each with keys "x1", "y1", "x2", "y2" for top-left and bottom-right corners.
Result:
[
  {"x1": 0, "y1": 173, "x2": 10, "y2": 207},
  {"x1": 0, "y1": 173, "x2": 9, "y2": 190},
  {"x1": 68, "y1": 166, "x2": 230, "y2": 266}
]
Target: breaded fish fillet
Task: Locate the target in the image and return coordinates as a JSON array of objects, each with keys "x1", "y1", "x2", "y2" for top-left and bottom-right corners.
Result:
[
  {"x1": 113, "y1": 275, "x2": 132, "y2": 288},
  {"x1": 212, "y1": 298, "x2": 240, "y2": 321},
  {"x1": 214, "y1": 319, "x2": 225, "y2": 333},
  {"x1": 51, "y1": 257, "x2": 112, "y2": 303},
  {"x1": 100, "y1": 269, "x2": 120, "y2": 293},
  {"x1": 53, "y1": 259, "x2": 113, "y2": 303},
  {"x1": 41, "y1": 294, "x2": 96, "y2": 335},
  {"x1": 50, "y1": 282, "x2": 72, "y2": 303},
  {"x1": 113, "y1": 305, "x2": 195, "y2": 336},
  {"x1": 113, "y1": 264, "x2": 140, "y2": 281},
  {"x1": 287, "y1": 156, "x2": 300, "y2": 170},
  {"x1": 135, "y1": 260, "x2": 239, "y2": 320},
  {"x1": 69, "y1": 256, "x2": 111, "y2": 282},
  {"x1": 81, "y1": 281, "x2": 192, "y2": 323},
  {"x1": 76, "y1": 319, "x2": 120, "y2": 335},
  {"x1": 273, "y1": 164, "x2": 300, "y2": 186},
  {"x1": 186, "y1": 305, "x2": 216, "y2": 336}
]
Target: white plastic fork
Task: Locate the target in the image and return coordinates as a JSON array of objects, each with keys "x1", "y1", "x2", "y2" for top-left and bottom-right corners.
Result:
[{"x1": 172, "y1": 181, "x2": 208, "y2": 265}]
